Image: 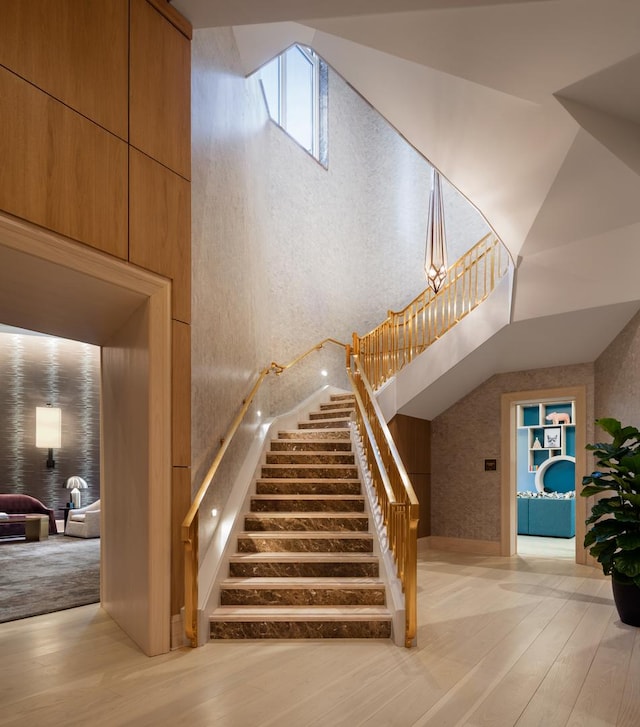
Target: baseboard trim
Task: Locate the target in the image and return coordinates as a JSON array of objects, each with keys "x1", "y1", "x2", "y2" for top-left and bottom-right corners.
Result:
[{"x1": 424, "y1": 536, "x2": 502, "y2": 556}]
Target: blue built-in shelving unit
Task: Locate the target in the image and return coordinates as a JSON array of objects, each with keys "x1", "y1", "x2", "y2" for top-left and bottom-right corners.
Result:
[{"x1": 516, "y1": 400, "x2": 576, "y2": 493}]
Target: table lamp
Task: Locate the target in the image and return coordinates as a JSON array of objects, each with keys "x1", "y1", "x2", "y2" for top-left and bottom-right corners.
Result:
[{"x1": 66, "y1": 476, "x2": 88, "y2": 508}]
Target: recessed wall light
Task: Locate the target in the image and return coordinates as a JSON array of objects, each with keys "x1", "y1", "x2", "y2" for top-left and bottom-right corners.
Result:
[
  {"x1": 320, "y1": 370, "x2": 328, "y2": 377},
  {"x1": 211, "y1": 508, "x2": 218, "y2": 518}
]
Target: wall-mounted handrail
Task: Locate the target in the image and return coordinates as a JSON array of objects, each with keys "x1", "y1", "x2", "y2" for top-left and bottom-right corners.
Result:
[
  {"x1": 355, "y1": 233, "x2": 510, "y2": 388},
  {"x1": 181, "y1": 338, "x2": 348, "y2": 647},
  {"x1": 348, "y1": 354, "x2": 419, "y2": 647}
]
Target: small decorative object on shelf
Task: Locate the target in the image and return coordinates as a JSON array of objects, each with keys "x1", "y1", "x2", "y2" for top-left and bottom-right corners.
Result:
[
  {"x1": 543, "y1": 427, "x2": 562, "y2": 449},
  {"x1": 546, "y1": 411, "x2": 571, "y2": 425},
  {"x1": 532, "y1": 437, "x2": 542, "y2": 449}
]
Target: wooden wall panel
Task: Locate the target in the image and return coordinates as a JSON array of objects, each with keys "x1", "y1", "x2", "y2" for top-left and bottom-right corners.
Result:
[
  {"x1": 130, "y1": 0, "x2": 191, "y2": 180},
  {"x1": 411, "y1": 474, "x2": 431, "y2": 539},
  {"x1": 0, "y1": 0, "x2": 128, "y2": 140},
  {"x1": 389, "y1": 414, "x2": 431, "y2": 538},
  {"x1": 172, "y1": 466, "x2": 192, "y2": 616},
  {"x1": 0, "y1": 67, "x2": 128, "y2": 259},
  {"x1": 129, "y1": 148, "x2": 191, "y2": 323},
  {"x1": 172, "y1": 320, "x2": 191, "y2": 466}
]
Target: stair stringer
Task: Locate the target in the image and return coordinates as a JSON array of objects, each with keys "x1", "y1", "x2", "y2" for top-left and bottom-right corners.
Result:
[
  {"x1": 196, "y1": 384, "x2": 350, "y2": 644},
  {"x1": 350, "y1": 421, "x2": 408, "y2": 647},
  {"x1": 376, "y1": 266, "x2": 514, "y2": 423}
]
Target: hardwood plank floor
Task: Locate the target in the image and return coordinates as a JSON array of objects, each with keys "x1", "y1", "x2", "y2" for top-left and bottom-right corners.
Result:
[{"x1": 0, "y1": 540, "x2": 636, "y2": 726}]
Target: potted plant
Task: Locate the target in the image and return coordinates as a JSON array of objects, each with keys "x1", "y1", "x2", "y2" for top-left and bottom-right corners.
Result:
[{"x1": 581, "y1": 417, "x2": 640, "y2": 626}]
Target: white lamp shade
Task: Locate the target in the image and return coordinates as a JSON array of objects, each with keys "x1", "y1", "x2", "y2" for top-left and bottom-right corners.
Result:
[
  {"x1": 36, "y1": 407, "x2": 62, "y2": 448},
  {"x1": 66, "y1": 476, "x2": 88, "y2": 490}
]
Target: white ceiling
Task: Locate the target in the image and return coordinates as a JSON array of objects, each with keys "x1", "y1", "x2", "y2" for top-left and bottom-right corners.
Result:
[{"x1": 173, "y1": 0, "x2": 640, "y2": 415}]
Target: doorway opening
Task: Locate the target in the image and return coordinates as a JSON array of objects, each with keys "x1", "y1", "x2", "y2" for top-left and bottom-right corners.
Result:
[
  {"x1": 0, "y1": 212, "x2": 172, "y2": 655},
  {"x1": 501, "y1": 386, "x2": 587, "y2": 564},
  {"x1": 0, "y1": 324, "x2": 101, "y2": 622}
]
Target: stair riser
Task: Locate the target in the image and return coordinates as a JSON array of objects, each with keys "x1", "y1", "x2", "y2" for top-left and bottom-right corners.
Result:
[
  {"x1": 270, "y1": 441, "x2": 353, "y2": 452},
  {"x1": 237, "y1": 537, "x2": 373, "y2": 553},
  {"x1": 256, "y1": 481, "x2": 361, "y2": 495},
  {"x1": 228, "y1": 562, "x2": 379, "y2": 578},
  {"x1": 244, "y1": 516, "x2": 369, "y2": 532},
  {"x1": 266, "y1": 453, "x2": 355, "y2": 465},
  {"x1": 210, "y1": 620, "x2": 391, "y2": 640},
  {"x1": 310, "y1": 411, "x2": 354, "y2": 420},
  {"x1": 261, "y1": 466, "x2": 358, "y2": 479},
  {"x1": 278, "y1": 430, "x2": 350, "y2": 440},
  {"x1": 320, "y1": 403, "x2": 355, "y2": 412},
  {"x1": 298, "y1": 421, "x2": 350, "y2": 430},
  {"x1": 220, "y1": 588, "x2": 386, "y2": 607},
  {"x1": 250, "y1": 499, "x2": 364, "y2": 513}
]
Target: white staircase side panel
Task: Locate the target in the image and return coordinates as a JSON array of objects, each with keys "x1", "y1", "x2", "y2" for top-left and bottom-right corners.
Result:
[
  {"x1": 377, "y1": 268, "x2": 514, "y2": 423},
  {"x1": 350, "y1": 422, "x2": 408, "y2": 647}
]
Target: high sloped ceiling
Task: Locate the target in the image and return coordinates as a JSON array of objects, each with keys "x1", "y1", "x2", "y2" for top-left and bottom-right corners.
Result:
[{"x1": 174, "y1": 0, "x2": 640, "y2": 412}]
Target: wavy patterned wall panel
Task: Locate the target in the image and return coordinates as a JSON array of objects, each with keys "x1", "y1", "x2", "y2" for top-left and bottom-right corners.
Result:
[{"x1": 0, "y1": 332, "x2": 100, "y2": 513}]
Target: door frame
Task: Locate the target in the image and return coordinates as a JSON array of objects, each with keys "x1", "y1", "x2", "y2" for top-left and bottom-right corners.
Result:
[
  {"x1": 0, "y1": 212, "x2": 172, "y2": 655},
  {"x1": 500, "y1": 385, "x2": 587, "y2": 564}
]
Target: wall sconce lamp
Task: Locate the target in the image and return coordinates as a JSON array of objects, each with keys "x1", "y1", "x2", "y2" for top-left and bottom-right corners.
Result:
[{"x1": 36, "y1": 405, "x2": 62, "y2": 469}]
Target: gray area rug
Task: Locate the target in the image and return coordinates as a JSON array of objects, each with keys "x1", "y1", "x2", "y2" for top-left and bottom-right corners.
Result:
[{"x1": 0, "y1": 535, "x2": 100, "y2": 623}]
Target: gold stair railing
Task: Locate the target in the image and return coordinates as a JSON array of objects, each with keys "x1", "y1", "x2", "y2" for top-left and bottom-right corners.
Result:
[
  {"x1": 181, "y1": 338, "x2": 350, "y2": 648},
  {"x1": 181, "y1": 336, "x2": 420, "y2": 649},
  {"x1": 357, "y1": 233, "x2": 510, "y2": 388},
  {"x1": 348, "y1": 354, "x2": 419, "y2": 648}
]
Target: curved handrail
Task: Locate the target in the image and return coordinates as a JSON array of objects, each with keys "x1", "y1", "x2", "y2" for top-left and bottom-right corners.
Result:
[
  {"x1": 348, "y1": 355, "x2": 419, "y2": 647},
  {"x1": 181, "y1": 338, "x2": 348, "y2": 647},
  {"x1": 356, "y1": 233, "x2": 510, "y2": 388}
]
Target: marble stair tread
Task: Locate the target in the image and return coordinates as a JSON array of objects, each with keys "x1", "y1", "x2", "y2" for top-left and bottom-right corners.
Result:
[
  {"x1": 238, "y1": 531, "x2": 373, "y2": 541},
  {"x1": 220, "y1": 576, "x2": 384, "y2": 588},
  {"x1": 277, "y1": 428, "x2": 351, "y2": 439},
  {"x1": 320, "y1": 402, "x2": 355, "y2": 410},
  {"x1": 209, "y1": 606, "x2": 392, "y2": 622}
]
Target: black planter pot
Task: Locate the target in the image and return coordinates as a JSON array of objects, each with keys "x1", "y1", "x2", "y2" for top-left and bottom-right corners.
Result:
[{"x1": 612, "y1": 577, "x2": 640, "y2": 627}]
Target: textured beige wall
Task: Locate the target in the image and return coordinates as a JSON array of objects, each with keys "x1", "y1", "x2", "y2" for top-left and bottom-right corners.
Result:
[
  {"x1": 594, "y1": 310, "x2": 640, "y2": 430},
  {"x1": 190, "y1": 27, "x2": 489, "y2": 536},
  {"x1": 431, "y1": 364, "x2": 595, "y2": 542}
]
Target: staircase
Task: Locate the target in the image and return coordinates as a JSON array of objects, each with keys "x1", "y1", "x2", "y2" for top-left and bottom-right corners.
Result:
[{"x1": 209, "y1": 393, "x2": 392, "y2": 640}]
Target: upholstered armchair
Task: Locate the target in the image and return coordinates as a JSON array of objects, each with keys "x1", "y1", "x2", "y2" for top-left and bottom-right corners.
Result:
[{"x1": 64, "y1": 499, "x2": 101, "y2": 538}]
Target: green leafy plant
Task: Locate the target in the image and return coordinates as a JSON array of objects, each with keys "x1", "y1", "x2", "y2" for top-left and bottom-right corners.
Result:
[{"x1": 581, "y1": 418, "x2": 640, "y2": 586}]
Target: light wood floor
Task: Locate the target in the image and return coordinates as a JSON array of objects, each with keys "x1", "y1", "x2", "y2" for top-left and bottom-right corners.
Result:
[{"x1": 1, "y1": 541, "x2": 638, "y2": 727}]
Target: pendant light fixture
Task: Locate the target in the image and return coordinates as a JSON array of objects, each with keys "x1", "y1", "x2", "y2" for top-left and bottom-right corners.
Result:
[{"x1": 424, "y1": 168, "x2": 448, "y2": 293}]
